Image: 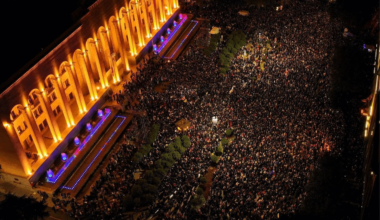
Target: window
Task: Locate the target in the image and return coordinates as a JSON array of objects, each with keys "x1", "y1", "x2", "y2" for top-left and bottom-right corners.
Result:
[
  {"x1": 64, "y1": 79, "x2": 70, "y2": 88},
  {"x1": 43, "y1": 119, "x2": 48, "y2": 128},
  {"x1": 39, "y1": 123, "x2": 44, "y2": 132},
  {"x1": 38, "y1": 106, "x2": 43, "y2": 114},
  {"x1": 53, "y1": 106, "x2": 61, "y2": 116},
  {"x1": 23, "y1": 121, "x2": 28, "y2": 129},
  {"x1": 124, "y1": 23, "x2": 126, "y2": 30},
  {"x1": 33, "y1": 110, "x2": 39, "y2": 119},
  {"x1": 11, "y1": 111, "x2": 16, "y2": 119},
  {"x1": 68, "y1": 93, "x2": 74, "y2": 100},
  {"x1": 29, "y1": 135, "x2": 33, "y2": 142},
  {"x1": 17, "y1": 126, "x2": 22, "y2": 134},
  {"x1": 49, "y1": 92, "x2": 57, "y2": 103}
]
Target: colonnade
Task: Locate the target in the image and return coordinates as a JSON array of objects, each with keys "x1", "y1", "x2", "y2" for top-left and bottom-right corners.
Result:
[{"x1": 6, "y1": 0, "x2": 179, "y2": 176}]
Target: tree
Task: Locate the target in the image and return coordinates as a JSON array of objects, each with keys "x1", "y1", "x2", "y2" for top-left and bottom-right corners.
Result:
[
  {"x1": 177, "y1": 146, "x2": 186, "y2": 154},
  {"x1": 145, "y1": 170, "x2": 155, "y2": 183},
  {"x1": 174, "y1": 137, "x2": 182, "y2": 149},
  {"x1": 196, "y1": 187, "x2": 204, "y2": 196},
  {"x1": 172, "y1": 151, "x2": 181, "y2": 160},
  {"x1": 190, "y1": 197, "x2": 203, "y2": 209},
  {"x1": 215, "y1": 144, "x2": 224, "y2": 156},
  {"x1": 162, "y1": 160, "x2": 174, "y2": 170},
  {"x1": 221, "y1": 138, "x2": 229, "y2": 146},
  {"x1": 151, "y1": 177, "x2": 161, "y2": 186},
  {"x1": 133, "y1": 198, "x2": 141, "y2": 207},
  {"x1": 154, "y1": 159, "x2": 163, "y2": 169},
  {"x1": 161, "y1": 153, "x2": 174, "y2": 163},
  {"x1": 211, "y1": 155, "x2": 220, "y2": 164},
  {"x1": 200, "y1": 176, "x2": 207, "y2": 184},
  {"x1": 123, "y1": 194, "x2": 134, "y2": 209},
  {"x1": 147, "y1": 124, "x2": 160, "y2": 144},
  {"x1": 153, "y1": 168, "x2": 166, "y2": 179},
  {"x1": 143, "y1": 184, "x2": 158, "y2": 194},
  {"x1": 0, "y1": 193, "x2": 49, "y2": 220},
  {"x1": 166, "y1": 144, "x2": 176, "y2": 153},
  {"x1": 136, "y1": 179, "x2": 147, "y2": 186},
  {"x1": 131, "y1": 185, "x2": 143, "y2": 198},
  {"x1": 142, "y1": 194, "x2": 155, "y2": 205},
  {"x1": 225, "y1": 129, "x2": 233, "y2": 136}
]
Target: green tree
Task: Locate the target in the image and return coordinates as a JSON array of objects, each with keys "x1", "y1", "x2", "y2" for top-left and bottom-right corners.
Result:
[
  {"x1": 172, "y1": 151, "x2": 181, "y2": 160},
  {"x1": 174, "y1": 137, "x2": 182, "y2": 149},
  {"x1": 161, "y1": 153, "x2": 174, "y2": 163},
  {"x1": 211, "y1": 155, "x2": 220, "y2": 164},
  {"x1": 196, "y1": 187, "x2": 204, "y2": 196},
  {"x1": 200, "y1": 176, "x2": 207, "y2": 184},
  {"x1": 134, "y1": 198, "x2": 141, "y2": 207},
  {"x1": 142, "y1": 194, "x2": 155, "y2": 205},
  {"x1": 221, "y1": 138, "x2": 229, "y2": 146},
  {"x1": 0, "y1": 193, "x2": 49, "y2": 220},
  {"x1": 154, "y1": 159, "x2": 163, "y2": 169},
  {"x1": 131, "y1": 185, "x2": 143, "y2": 198},
  {"x1": 151, "y1": 177, "x2": 161, "y2": 186},
  {"x1": 215, "y1": 144, "x2": 224, "y2": 156},
  {"x1": 143, "y1": 184, "x2": 158, "y2": 194},
  {"x1": 153, "y1": 168, "x2": 166, "y2": 179},
  {"x1": 225, "y1": 129, "x2": 233, "y2": 136},
  {"x1": 122, "y1": 194, "x2": 134, "y2": 209},
  {"x1": 145, "y1": 170, "x2": 155, "y2": 183}
]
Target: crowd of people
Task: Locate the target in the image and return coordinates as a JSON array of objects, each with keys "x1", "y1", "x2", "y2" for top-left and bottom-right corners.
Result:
[{"x1": 55, "y1": 0, "x2": 366, "y2": 219}]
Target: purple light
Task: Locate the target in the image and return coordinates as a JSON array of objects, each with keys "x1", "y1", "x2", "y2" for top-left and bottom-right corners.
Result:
[
  {"x1": 47, "y1": 109, "x2": 112, "y2": 183},
  {"x1": 98, "y1": 109, "x2": 103, "y2": 117},
  {"x1": 167, "y1": 28, "x2": 171, "y2": 35},
  {"x1": 164, "y1": 20, "x2": 199, "y2": 59},
  {"x1": 173, "y1": 21, "x2": 177, "y2": 27},
  {"x1": 86, "y1": 123, "x2": 92, "y2": 131},
  {"x1": 61, "y1": 153, "x2": 67, "y2": 161},
  {"x1": 153, "y1": 44, "x2": 157, "y2": 51},
  {"x1": 161, "y1": 36, "x2": 164, "y2": 43},
  {"x1": 157, "y1": 14, "x2": 188, "y2": 54},
  {"x1": 179, "y1": 14, "x2": 182, "y2": 20},
  {"x1": 74, "y1": 137, "x2": 81, "y2": 146},
  {"x1": 62, "y1": 116, "x2": 127, "y2": 190},
  {"x1": 47, "y1": 169, "x2": 54, "y2": 178}
]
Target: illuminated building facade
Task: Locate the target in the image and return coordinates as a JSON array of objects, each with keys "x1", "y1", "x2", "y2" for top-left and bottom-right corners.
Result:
[{"x1": 0, "y1": 0, "x2": 179, "y2": 188}]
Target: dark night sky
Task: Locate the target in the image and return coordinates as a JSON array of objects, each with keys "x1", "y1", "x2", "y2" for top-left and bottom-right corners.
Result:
[{"x1": 1, "y1": 0, "x2": 81, "y2": 83}]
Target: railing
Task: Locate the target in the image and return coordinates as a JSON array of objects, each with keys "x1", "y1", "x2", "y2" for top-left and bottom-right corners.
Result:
[{"x1": 46, "y1": 108, "x2": 112, "y2": 184}]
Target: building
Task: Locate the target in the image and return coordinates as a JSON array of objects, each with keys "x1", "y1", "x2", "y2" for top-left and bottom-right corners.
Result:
[
  {"x1": 360, "y1": 42, "x2": 379, "y2": 220},
  {"x1": 0, "y1": 0, "x2": 179, "y2": 189}
]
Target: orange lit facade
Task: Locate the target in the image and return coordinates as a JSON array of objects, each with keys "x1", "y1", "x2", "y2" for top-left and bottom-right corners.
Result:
[{"x1": 0, "y1": 0, "x2": 179, "y2": 188}]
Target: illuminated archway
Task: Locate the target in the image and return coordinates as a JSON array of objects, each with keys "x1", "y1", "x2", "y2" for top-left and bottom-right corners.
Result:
[
  {"x1": 73, "y1": 49, "x2": 98, "y2": 100},
  {"x1": 58, "y1": 62, "x2": 86, "y2": 113},
  {"x1": 109, "y1": 16, "x2": 129, "y2": 74},
  {"x1": 29, "y1": 89, "x2": 60, "y2": 143},
  {"x1": 97, "y1": 26, "x2": 112, "y2": 71},
  {"x1": 86, "y1": 38, "x2": 107, "y2": 88},
  {"x1": 129, "y1": 1, "x2": 145, "y2": 46},
  {"x1": 120, "y1": 8, "x2": 137, "y2": 56}
]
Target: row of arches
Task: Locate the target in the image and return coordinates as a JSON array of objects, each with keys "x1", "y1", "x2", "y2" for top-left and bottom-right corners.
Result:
[{"x1": 7, "y1": 0, "x2": 179, "y2": 175}]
